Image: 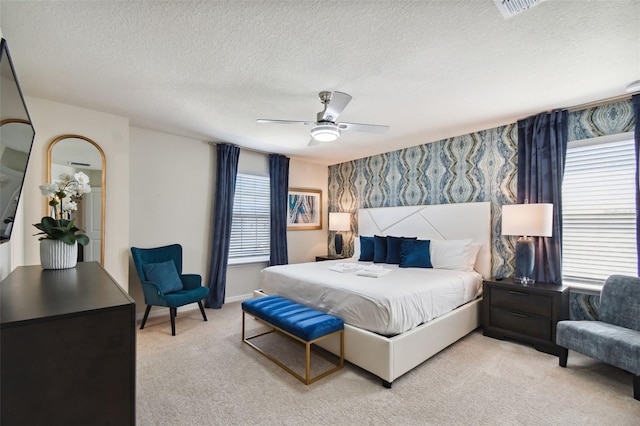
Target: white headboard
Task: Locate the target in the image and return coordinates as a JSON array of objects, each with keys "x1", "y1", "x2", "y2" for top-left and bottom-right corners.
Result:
[{"x1": 358, "y1": 202, "x2": 492, "y2": 279}]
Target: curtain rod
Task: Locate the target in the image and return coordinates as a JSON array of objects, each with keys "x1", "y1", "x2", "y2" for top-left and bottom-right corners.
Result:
[
  {"x1": 207, "y1": 141, "x2": 271, "y2": 156},
  {"x1": 566, "y1": 93, "x2": 632, "y2": 112}
]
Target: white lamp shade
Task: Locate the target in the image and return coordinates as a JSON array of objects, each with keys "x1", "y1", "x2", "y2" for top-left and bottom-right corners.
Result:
[
  {"x1": 329, "y1": 212, "x2": 351, "y2": 231},
  {"x1": 501, "y1": 203, "x2": 553, "y2": 237}
]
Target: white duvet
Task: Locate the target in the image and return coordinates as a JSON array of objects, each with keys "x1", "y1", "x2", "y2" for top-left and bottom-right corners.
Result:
[{"x1": 260, "y1": 260, "x2": 483, "y2": 336}]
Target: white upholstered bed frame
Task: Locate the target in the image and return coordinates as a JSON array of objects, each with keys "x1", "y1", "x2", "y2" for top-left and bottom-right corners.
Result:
[
  {"x1": 259, "y1": 202, "x2": 491, "y2": 387},
  {"x1": 317, "y1": 202, "x2": 491, "y2": 387}
]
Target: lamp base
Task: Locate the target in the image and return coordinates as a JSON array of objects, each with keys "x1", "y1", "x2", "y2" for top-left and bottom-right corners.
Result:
[
  {"x1": 514, "y1": 236, "x2": 535, "y2": 284},
  {"x1": 334, "y1": 233, "x2": 343, "y2": 256}
]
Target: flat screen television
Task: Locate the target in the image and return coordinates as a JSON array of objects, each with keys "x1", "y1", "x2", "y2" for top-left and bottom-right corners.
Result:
[{"x1": 0, "y1": 38, "x2": 35, "y2": 242}]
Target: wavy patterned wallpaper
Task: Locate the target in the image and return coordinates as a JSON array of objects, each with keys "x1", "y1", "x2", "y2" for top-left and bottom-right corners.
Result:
[{"x1": 328, "y1": 99, "x2": 635, "y2": 280}]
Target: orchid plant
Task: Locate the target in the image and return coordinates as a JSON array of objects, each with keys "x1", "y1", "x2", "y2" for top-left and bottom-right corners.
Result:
[{"x1": 33, "y1": 172, "x2": 91, "y2": 246}]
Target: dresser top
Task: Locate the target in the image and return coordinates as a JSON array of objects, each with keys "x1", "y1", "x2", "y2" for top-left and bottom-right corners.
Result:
[{"x1": 1, "y1": 262, "x2": 135, "y2": 326}]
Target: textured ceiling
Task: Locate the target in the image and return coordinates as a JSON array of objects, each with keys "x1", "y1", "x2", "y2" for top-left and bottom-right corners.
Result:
[{"x1": 1, "y1": 1, "x2": 639, "y2": 166}]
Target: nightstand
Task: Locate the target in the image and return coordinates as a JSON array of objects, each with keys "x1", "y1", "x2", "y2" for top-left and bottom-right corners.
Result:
[
  {"x1": 482, "y1": 277, "x2": 569, "y2": 356},
  {"x1": 315, "y1": 255, "x2": 345, "y2": 262}
]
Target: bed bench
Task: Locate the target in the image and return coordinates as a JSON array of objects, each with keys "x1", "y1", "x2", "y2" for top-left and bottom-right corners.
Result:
[{"x1": 241, "y1": 295, "x2": 344, "y2": 385}]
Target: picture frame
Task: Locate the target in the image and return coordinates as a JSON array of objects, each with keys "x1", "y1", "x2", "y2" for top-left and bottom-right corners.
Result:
[{"x1": 287, "y1": 188, "x2": 322, "y2": 230}]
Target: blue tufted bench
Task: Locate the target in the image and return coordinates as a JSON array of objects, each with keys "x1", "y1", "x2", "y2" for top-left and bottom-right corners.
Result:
[{"x1": 242, "y1": 295, "x2": 344, "y2": 384}]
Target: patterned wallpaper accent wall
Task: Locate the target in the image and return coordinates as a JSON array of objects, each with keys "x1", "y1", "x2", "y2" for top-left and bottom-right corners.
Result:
[{"x1": 328, "y1": 98, "x2": 635, "y2": 281}]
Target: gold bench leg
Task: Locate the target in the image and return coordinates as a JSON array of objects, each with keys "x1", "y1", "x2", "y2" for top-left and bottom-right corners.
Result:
[{"x1": 242, "y1": 310, "x2": 344, "y2": 385}]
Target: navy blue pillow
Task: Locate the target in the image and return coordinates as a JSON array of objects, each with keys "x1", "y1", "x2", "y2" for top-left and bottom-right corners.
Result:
[
  {"x1": 358, "y1": 236, "x2": 375, "y2": 261},
  {"x1": 399, "y1": 239, "x2": 432, "y2": 268},
  {"x1": 143, "y1": 260, "x2": 183, "y2": 293},
  {"x1": 386, "y1": 236, "x2": 418, "y2": 264},
  {"x1": 373, "y1": 235, "x2": 387, "y2": 263}
]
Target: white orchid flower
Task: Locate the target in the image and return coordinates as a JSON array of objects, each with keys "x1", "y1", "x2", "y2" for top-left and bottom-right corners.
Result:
[
  {"x1": 39, "y1": 183, "x2": 59, "y2": 197},
  {"x1": 62, "y1": 201, "x2": 78, "y2": 212},
  {"x1": 59, "y1": 173, "x2": 74, "y2": 182},
  {"x1": 74, "y1": 172, "x2": 90, "y2": 186}
]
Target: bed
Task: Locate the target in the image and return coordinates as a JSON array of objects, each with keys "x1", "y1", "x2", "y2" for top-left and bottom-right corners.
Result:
[{"x1": 259, "y1": 202, "x2": 491, "y2": 387}]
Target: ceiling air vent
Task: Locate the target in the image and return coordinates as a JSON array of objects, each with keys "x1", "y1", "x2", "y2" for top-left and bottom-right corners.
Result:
[
  {"x1": 68, "y1": 161, "x2": 91, "y2": 167},
  {"x1": 493, "y1": 0, "x2": 547, "y2": 19}
]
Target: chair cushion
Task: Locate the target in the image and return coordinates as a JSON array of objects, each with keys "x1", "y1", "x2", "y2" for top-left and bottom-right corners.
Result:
[
  {"x1": 163, "y1": 286, "x2": 209, "y2": 307},
  {"x1": 557, "y1": 320, "x2": 640, "y2": 375},
  {"x1": 143, "y1": 260, "x2": 183, "y2": 294}
]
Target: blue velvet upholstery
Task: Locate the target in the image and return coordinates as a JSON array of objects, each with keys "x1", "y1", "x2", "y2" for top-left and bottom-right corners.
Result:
[
  {"x1": 131, "y1": 244, "x2": 209, "y2": 335},
  {"x1": 359, "y1": 236, "x2": 375, "y2": 261},
  {"x1": 399, "y1": 239, "x2": 432, "y2": 268},
  {"x1": 556, "y1": 275, "x2": 640, "y2": 400},
  {"x1": 242, "y1": 296, "x2": 344, "y2": 341},
  {"x1": 143, "y1": 260, "x2": 183, "y2": 293},
  {"x1": 386, "y1": 236, "x2": 417, "y2": 264},
  {"x1": 373, "y1": 235, "x2": 387, "y2": 263}
]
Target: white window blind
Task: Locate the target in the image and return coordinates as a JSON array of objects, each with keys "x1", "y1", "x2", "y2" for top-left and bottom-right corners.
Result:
[
  {"x1": 229, "y1": 173, "x2": 270, "y2": 263},
  {"x1": 562, "y1": 134, "x2": 638, "y2": 286}
]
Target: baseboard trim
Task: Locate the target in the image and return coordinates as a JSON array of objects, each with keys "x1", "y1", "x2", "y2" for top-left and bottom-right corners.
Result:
[{"x1": 135, "y1": 293, "x2": 255, "y2": 322}]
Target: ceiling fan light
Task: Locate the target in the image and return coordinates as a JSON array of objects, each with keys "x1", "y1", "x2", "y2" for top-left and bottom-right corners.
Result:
[
  {"x1": 310, "y1": 124, "x2": 340, "y2": 142},
  {"x1": 626, "y1": 80, "x2": 640, "y2": 93}
]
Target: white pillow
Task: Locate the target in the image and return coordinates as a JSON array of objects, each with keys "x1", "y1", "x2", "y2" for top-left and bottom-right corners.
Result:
[
  {"x1": 352, "y1": 236, "x2": 361, "y2": 259},
  {"x1": 468, "y1": 243, "x2": 483, "y2": 272},
  {"x1": 430, "y1": 239, "x2": 474, "y2": 272}
]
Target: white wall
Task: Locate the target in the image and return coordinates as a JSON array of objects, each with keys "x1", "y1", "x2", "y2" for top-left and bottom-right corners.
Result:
[
  {"x1": 18, "y1": 97, "x2": 130, "y2": 288},
  {"x1": 129, "y1": 127, "x2": 328, "y2": 314}
]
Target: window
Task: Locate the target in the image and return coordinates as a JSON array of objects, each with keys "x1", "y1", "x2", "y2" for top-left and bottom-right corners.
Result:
[
  {"x1": 228, "y1": 173, "x2": 270, "y2": 264},
  {"x1": 562, "y1": 132, "x2": 637, "y2": 287}
]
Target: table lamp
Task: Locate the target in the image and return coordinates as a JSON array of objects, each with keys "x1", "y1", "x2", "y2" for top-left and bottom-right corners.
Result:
[
  {"x1": 329, "y1": 212, "x2": 350, "y2": 257},
  {"x1": 501, "y1": 203, "x2": 553, "y2": 284}
]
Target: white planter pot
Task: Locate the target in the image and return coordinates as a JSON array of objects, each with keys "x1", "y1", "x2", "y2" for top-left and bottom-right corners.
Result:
[{"x1": 40, "y1": 240, "x2": 78, "y2": 270}]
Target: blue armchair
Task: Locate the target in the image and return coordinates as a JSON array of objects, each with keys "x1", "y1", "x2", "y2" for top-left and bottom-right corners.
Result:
[
  {"x1": 131, "y1": 244, "x2": 209, "y2": 336},
  {"x1": 556, "y1": 274, "x2": 640, "y2": 400}
]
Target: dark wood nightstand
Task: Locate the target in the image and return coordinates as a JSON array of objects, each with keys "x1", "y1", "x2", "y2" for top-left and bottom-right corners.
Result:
[
  {"x1": 315, "y1": 255, "x2": 345, "y2": 261},
  {"x1": 482, "y1": 277, "x2": 569, "y2": 356}
]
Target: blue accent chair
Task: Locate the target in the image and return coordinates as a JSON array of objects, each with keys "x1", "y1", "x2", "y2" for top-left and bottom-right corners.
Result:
[
  {"x1": 556, "y1": 275, "x2": 640, "y2": 400},
  {"x1": 131, "y1": 244, "x2": 209, "y2": 336}
]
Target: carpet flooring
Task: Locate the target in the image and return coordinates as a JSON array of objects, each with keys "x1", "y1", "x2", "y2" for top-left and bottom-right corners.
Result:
[{"x1": 136, "y1": 301, "x2": 640, "y2": 425}]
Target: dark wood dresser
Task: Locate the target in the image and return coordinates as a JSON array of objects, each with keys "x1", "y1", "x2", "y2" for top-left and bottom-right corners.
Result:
[
  {"x1": 482, "y1": 277, "x2": 569, "y2": 356},
  {"x1": 1, "y1": 262, "x2": 136, "y2": 425}
]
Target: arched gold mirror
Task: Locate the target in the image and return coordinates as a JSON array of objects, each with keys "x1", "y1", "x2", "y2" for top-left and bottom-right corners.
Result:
[{"x1": 47, "y1": 134, "x2": 105, "y2": 265}]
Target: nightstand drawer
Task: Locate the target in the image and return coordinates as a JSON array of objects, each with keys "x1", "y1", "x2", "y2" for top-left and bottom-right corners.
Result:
[
  {"x1": 490, "y1": 307, "x2": 551, "y2": 341},
  {"x1": 491, "y1": 288, "x2": 552, "y2": 317}
]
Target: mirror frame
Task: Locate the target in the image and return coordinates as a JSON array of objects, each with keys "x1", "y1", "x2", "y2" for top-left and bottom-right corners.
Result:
[{"x1": 47, "y1": 134, "x2": 106, "y2": 266}]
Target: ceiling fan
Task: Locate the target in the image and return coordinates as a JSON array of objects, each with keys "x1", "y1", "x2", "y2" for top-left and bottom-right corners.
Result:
[{"x1": 257, "y1": 91, "x2": 390, "y2": 146}]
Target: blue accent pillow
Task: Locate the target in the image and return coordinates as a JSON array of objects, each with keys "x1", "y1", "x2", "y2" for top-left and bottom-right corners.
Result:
[
  {"x1": 373, "y1": 235, "x2": 387, "y2": 263},
  {"x1": 358, "y1": 236, "x2": 375, "y2": 261},
  {"x1": 143, "y1": 260, "x2": 183, "y2": 293},
  {"x1": 399, "y1": 239, "x2": 432, "y2": 268},
  {"x1": 386, "y1": 236, "x2": 417, "y2": 264}
]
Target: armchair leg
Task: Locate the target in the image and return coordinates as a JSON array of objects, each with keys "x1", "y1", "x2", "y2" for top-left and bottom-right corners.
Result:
[
  {"x1": 634, "y1": 375, "x2": 639, "y2": 401},
  {"x1": 140, "y1": 305, "x2": 152, "y2": 330},
  {"x1": 170, "y1": 307, "x2": 177, "y2": 336},
  {"x1": 559, "y1": 348, "x2": 568, "y2": 367},
  {"x1": 198, "y1": 301, "x2": 208, "y2": 322}
]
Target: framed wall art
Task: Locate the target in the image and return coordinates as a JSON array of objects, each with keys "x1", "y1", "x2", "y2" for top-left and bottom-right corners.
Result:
[{"x1": 287, "y1": 188, "x2": 322, "y2": 230}]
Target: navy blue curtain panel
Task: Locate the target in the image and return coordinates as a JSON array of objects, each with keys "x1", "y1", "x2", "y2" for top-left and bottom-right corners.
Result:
[
  {"x1": 269, "y1": 154, "x2": 289, "y2": 266},
  {"x1": 206, "y1": 144, "x2": 240, "y2": 309},
  {"x1": 517, "y1": 109, "x2": 568, "y2": 284},
  {"x1": 632, "y1": 94, "x2": 640, "y2": 275}
]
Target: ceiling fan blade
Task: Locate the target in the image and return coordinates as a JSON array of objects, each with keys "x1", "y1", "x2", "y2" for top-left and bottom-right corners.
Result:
[
  {"x1": 307, "y1": 138, "x2": 320, "y2": 147},
  {"x1": 338, "y1": 122, "x2": 390, "y2": 133},
  {"x1": 257, "y1": 119, "x2": 315, "y2": 125},
  {"x1": 322, "y1": 91, "x2": 352, "y2": 121}
]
